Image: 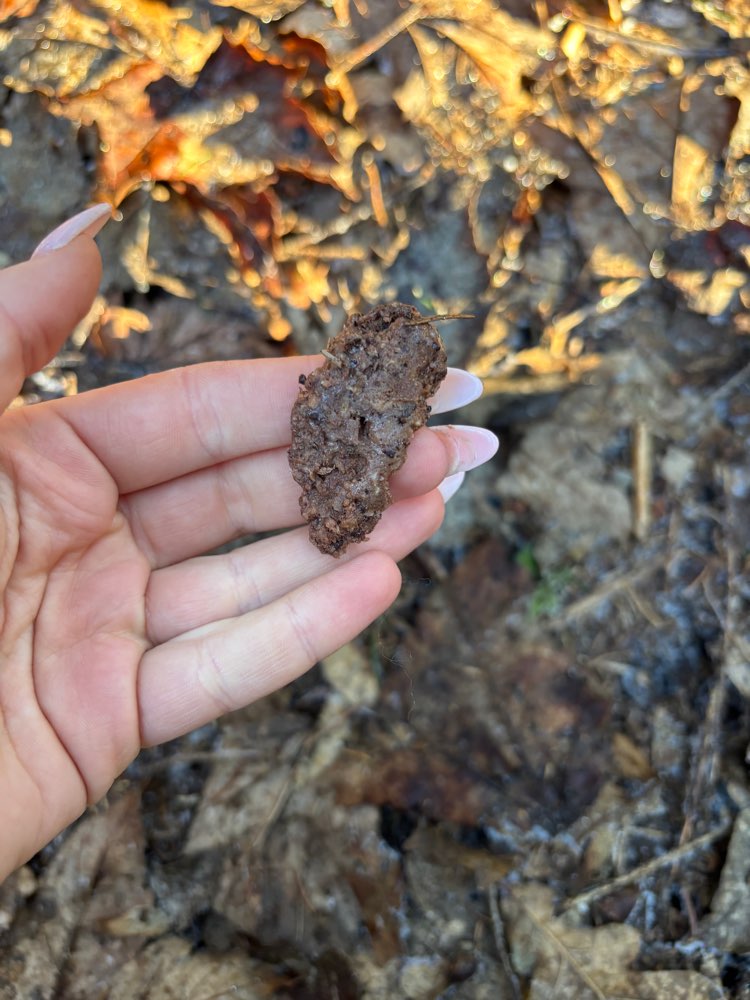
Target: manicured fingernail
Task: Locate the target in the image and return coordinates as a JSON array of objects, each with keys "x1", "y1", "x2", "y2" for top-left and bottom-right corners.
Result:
[
  {"x1": 32, "y1": 203, "x2": 112, "y2": 258},
  {"x1": 438, "y1": 471, "x2": 465, "y2": 502},
  {"x1": 434, "y1": 424, "x2": 499, "y2": 475},
  {"x1": 430, "y1": 368, "x2": 484, "y2": 414}
]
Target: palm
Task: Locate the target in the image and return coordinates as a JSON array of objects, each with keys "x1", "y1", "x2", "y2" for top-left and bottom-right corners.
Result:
[
  {"x1": 1, "y1": 404, "x2": 149, "y2": 831},
  {"x1": 0, "y1": 236, "x2": 474, "y2": 878}
]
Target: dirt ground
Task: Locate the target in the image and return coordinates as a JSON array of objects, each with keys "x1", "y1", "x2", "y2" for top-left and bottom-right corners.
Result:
[{"x1": 1, "y1": 1, "x2": 750, "y2": 997}]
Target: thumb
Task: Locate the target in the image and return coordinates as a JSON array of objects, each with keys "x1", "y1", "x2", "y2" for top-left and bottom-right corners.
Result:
[{"x1": 0, "y1": 204, "x2": 110, "y2": 410}]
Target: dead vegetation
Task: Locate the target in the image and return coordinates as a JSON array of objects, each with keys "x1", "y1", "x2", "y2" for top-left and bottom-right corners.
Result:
[{"x1": 1, "y1": 0, "x2": 750, "y2": 997}]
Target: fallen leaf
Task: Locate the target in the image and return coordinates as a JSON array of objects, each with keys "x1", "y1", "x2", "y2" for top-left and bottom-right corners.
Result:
[
  {"x1": 505, "y1": 884, "x2": 725, "y2": 1000},
  {"x1": 701, "y1": 808, "x2": 750, "y2": 951},
  {"x1": 428, "y1": 12, "x2": 550, "y2": 123},
  {"x1": 612, "y1": 731, "x2": 655, "y2": 781},
  {"x1": 667, "y1": 267, "x2": 746, "y2": 316},
  {"x1": 89, "y1": 0, "x2": 217, "y2": 84}
]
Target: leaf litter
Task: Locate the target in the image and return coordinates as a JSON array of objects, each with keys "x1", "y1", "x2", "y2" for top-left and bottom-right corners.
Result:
[{"x1": 1, "y1": 0, "x2": 750, "y2": 996}]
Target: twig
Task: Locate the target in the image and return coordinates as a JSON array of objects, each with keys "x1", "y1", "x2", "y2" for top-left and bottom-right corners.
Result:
[
  {"x1": 561, "y1": 10, "x2": 733, "y2": 61},
  {"x1": 679, "y1": 464, "x2": 745, "y2": 845},
  {"x1": 488, "y1": 886, "x2": 521, "y2": 1000},
  {"x1": 363, "y1": 158, "x2": 389, "y2": 228},
  {"x1": 625, "y1": 582, "x2": 666, "y2": 628},
  {"x1": 403, "y1": 313, "x2": 474, "y2": 326},
  {"x1": 321, "y1": 348, "x2": 343, "y2": 367},
  {"x1": 250, "y1": 731, "x2": 308, "y2": 850},
  {"x1": 632, "y1": 419, "x2": 653, "y2": 541},
  {"x1": 548, "y1": 555, "x2": 664, "y2": 626},
  {"x1": 687, "y1": 358, "x2": 750, "y2": 431},
  {"x1": 329, "y1": 3, "x2": 425, "y2": 78},
  {"x1": 564, "y1": 823, "x2": 730, "y2": 912},
  {"x1": 680, "y1": 886, "x2": 699, "y2": 937}
]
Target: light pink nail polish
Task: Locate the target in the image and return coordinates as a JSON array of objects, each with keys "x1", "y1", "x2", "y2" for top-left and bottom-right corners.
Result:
[
  {"x1": 435, "y1": 425, "x2": 500, "y2": 475},
  {"x1": 430, "y1": 369, "x2": 484, "y2": 413},
  {"x1": 32, "y1": 203, "x2": 112, "y2": 258},
  {"x1": 438, "y1": 471, "x2": 465, "y2": 502}
]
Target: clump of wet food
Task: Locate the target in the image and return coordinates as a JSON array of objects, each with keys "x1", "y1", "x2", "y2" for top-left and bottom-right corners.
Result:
[{"x1": 288, "y1": 303, "x2": 448, "y2": 556}]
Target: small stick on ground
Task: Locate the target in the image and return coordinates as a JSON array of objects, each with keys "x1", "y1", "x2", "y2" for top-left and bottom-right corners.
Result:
[
  {"x1": 488, "y1": 885, "x2": 521, "y2": 1000},
  {"x1": 632, "y1": 418, "x2": 653, "y2": 541},
  {"x1": 563, "y1": 823, "x2": 730, "y2": 912},
  {"x1": 679, "y1": 463, "x2": 745, "y2": 846},
  {"x1": 550, "y1": 555, "x2": 665, "y2": 626}
]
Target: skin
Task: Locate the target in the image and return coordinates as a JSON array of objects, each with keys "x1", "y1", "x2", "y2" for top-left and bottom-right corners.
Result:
[{"x1": 0, "y1": 235, "x2": 477, "y2": 880}]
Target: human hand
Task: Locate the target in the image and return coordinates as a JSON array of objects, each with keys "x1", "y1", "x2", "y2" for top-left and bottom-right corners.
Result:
[{"x1": 0, "y1": 206, "x2": 498, "y2": 879}]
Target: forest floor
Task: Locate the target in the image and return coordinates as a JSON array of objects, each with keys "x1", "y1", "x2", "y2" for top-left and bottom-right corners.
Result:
[{"x1": 1, "y1": 1, "x2": 750, "y2": 997}]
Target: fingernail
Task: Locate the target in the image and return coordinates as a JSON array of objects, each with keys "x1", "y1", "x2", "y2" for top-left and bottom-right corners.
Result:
[
  {"x1": 438, "y1": 471, "x2": 465, "y2": 502},
  {"x1": 429, "y1": 368, "x2": 484, "y2": 413},
  {"x1": 434, "y1": 424, "x2": 500, "y2": 475},
  {"x1": 32, "y1": 203, "x2": 112, "y2": 258}
]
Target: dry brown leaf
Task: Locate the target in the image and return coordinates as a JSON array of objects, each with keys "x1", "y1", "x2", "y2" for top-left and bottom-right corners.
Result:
[
  {"x1": 0, "y1": 793, "x2": 147, "y2": 1000},
  {"x1": 669, "y1": 69, "x2": 739, "y2": 230},
  {"x1": 89, "y1": 0, "x2": 218, "y2": 84},
  {"x1": 106, "y1": 936, "x2": 279, "y2": 999},
  {"x1": 565, "y1": 36, "x2": 660, "y2": 107},
  {"x1": 0, "y1": 1, "x2": 116, "y2": 97},
  {"x1": 40, "y1": 15, "x2": 363, "y2": 318},
  {"x1": 428, "y1": 14, "x2": 548, "y2": 123},
  {"x1": 668, "y1": 267, "x2": 746, "y2": 316},
  {"x1": 93, "y1": 305, "x2": 152, "y2": 354},
  {"x1": 505, "y1": 884, "x2": 725, "y2": 1000},
  {"x1": 280, "y1": 2, "x2": 357, "y2": 59},
  {"x1": 394, "y1": 25, "x2": 511, "y2": 185},
  {"x1": 612, "y1": 731, "x2": 654, "y2": 780},
  {"x1": 52, "y1": 60, "x2": 166, "y2": 198},
  {"x1": 393, "y1": 4, "x2": 551, "y2": 172},
  {"x1": 1, "y1": 0, "x2": 219, "y2": 100}
]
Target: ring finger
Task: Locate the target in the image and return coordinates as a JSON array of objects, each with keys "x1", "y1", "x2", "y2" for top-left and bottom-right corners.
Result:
[{"x1": 145, "y1": 490, "x2": 444, "y2": 644}]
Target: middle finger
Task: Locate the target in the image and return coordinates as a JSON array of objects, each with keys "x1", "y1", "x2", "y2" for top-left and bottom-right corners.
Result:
[{"x1": 120, "y1": 425, "x2": 459, "y2": 568}]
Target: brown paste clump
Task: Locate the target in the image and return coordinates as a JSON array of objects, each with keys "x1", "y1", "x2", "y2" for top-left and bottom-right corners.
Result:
[{"x1": 288, "y1": 303, "x2": 448, "y2": 556}]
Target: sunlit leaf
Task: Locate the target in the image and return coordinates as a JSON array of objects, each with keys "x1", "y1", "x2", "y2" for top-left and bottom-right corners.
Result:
[
  {"x1": 0, "y1": 0, "x2": 40, "y2": 20},
  {"x1": 668, "y1": 267, "x2": 746, "y2": 316},
  {"x1": 280, "y1": 3, "x2": 357, "y2": 60},
  {"x1": 671, "y1": 134, "x2": 716, "y2": 230},
  {"x1": 721, "y1": 63, "x2": 750, "y2": 225},
  {"x1": 88, "y1": 0, "x2": 219, "y2": 84},
  {"x1": 0, "y1": 1, "x2": 115, "y2": 97},
  {"x1": 429, "y1": 16, "x2": 547, "y2": 122},
  {"x1": 691, "y1": 0, "x2": 750, "y2": 39},
  {"x1": 51, "y1": 60, "x2": 167, "y2": 196}
]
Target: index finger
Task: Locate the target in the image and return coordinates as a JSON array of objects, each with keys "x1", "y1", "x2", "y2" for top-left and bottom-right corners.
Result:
[
  {"x1": 53, "y1": 358, "x2": 481, "y2": 493},
  {"x1": 53, "y1": 357, "x2": 318, "y2": 493}
]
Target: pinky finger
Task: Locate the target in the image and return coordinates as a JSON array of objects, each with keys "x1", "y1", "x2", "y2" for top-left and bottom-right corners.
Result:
[{"x1": 137, "y1": 550, "x2": 400, "y2": 746}]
